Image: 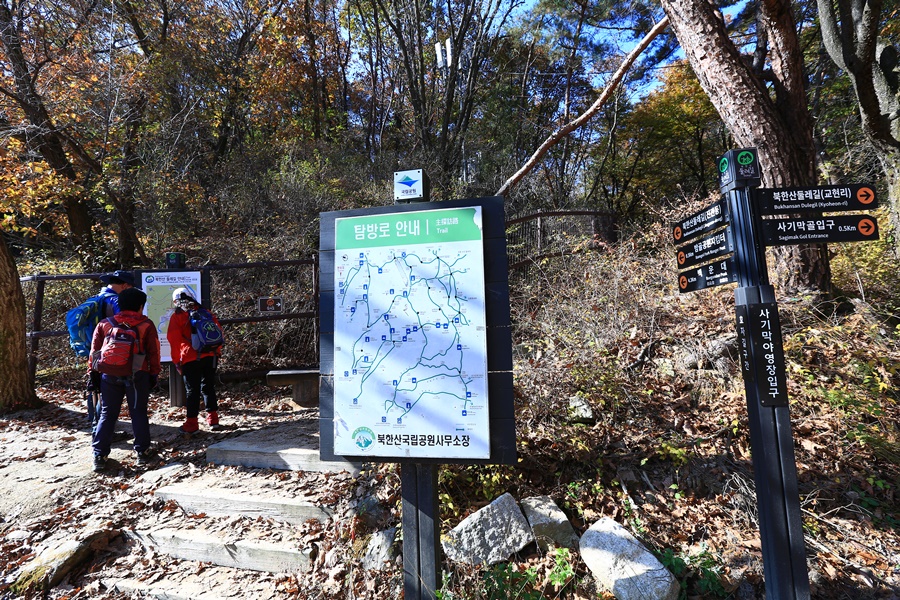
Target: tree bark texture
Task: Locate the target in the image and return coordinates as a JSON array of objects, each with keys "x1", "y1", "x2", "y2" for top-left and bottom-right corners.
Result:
[
  {"x1": 818, "y1": 0, "x2": 900, "y2": 256},
  {"x1": 0, "y1": 235, "x2": 39, "y2": 412},
  {"x1": 659, "y1": 0, "x2": 831, "y2": 294}
]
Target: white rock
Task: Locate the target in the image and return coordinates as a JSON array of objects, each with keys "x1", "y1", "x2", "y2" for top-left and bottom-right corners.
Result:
[{"x1": 580, "y1": 517, "x2": 679, "y2": 600}]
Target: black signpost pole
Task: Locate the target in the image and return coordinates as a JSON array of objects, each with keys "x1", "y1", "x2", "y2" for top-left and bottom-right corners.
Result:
[
  {"x1": 402, "y1": 464, "x2": 441, "y2": 600},
  {"x1": 719, "y1": 149, "x2": 810, "y2": 600},
  {"x1": 675, "y1": 150, "x2": 878, "y2": 599}
]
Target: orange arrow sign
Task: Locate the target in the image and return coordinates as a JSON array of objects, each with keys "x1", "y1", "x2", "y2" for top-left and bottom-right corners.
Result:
[
  {"x1": 857, "y1": 187, "x2": 875, "y2": 205},
  {"x1": 858, "y1": 217, "x2": 876, "y2": 236}
]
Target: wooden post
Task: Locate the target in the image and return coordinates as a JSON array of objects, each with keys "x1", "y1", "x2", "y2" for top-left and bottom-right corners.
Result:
[
  {"x1": 169, "y1": 364, "x2": 186, "y2": 407},
  {"x1": 28, "y1": 273, "x2": 46, "y2": 385}
]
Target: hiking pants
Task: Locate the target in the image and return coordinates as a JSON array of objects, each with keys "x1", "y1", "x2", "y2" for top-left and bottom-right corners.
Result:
[
  {"x1": 92, "y1": 370, "x2": 152, "y2": 457},
  {"x1": 182, "y1": 356, "x2": 218, "y2": 419}
]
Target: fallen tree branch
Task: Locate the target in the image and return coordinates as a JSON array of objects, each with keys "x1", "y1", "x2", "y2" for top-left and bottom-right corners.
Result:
[{"x1": 496, "y1": 16, "x2": 670, "y2": 197}]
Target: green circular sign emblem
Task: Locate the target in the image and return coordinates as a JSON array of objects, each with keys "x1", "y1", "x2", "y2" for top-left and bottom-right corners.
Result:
[
  {"x1": 719, "y1": 157, "x2": 729, "y2": 173},
  {"x1": 352, "y1": 427, "x2": 376, "y2": 451},
  {"x1": 737, "y1": 151, "x2": 755, "y2": 166}
]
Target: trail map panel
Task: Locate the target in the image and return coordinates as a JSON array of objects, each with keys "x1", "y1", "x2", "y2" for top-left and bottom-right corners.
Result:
[
  {"x1": 140, "y1": 271, "x2": 202, "y2": 363},
  {"x1": 755, "y1": 184, "x2": 877, "y2": 215},
  {"x1": 333, "y1": 207, "x2": 489, "y2": 459}
]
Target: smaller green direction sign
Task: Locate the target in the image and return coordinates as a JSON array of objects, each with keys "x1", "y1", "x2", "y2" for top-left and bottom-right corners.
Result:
[
  {"x1": 760, "y1": 215, "x2": 879, "y2": 246},
  {"x1": 675, "y1": 228, "x2": 734, "y2": 271},
  {"x1": 718, "y1": 148, "x2": 760, "y2": 190},
  {"x1": 672, "y1": 198, "x2": 728, "y2": 246},
  {"x1": 756, "y1": 184, "x2": 878, "y2": 215},
  {"x1": 678, "y1": 256, "x2": 737, "y2": 293}
]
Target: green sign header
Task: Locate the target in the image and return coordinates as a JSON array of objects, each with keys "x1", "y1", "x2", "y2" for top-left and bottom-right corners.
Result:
[{"x1": 336, "y1": 207, "x2": 482, "y2": 249}]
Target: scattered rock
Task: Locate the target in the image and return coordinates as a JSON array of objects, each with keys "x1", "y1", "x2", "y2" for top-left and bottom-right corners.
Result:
[
  {"x1": 442, "y1": 493, "x2": 534, "y2": 566},
  {"x1": 521, "y1": 495, "x2": 579, "y2": 550},
  {"x1": 567, "y1": 395, "x2": 595, "y2": 424},
  {"x1": 11, "y1": 527, "x2": 117, "y2": 594},
  {"x1": 580, "y1": 517, "x2": 679, "y2": 600},
  {"x1": 354, "y1": 494, "x2": 389, "y2": 529},
  {"x1": 362, "y1": 527, "x2": 397, "y2": 571}
]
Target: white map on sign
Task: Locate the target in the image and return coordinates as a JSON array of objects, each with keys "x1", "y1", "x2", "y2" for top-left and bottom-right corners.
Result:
[{"x1": 333, "y1": 239, "x2": 489, "y2": 459}]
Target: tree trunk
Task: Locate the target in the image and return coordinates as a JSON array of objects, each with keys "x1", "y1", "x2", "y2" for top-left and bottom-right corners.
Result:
[
  {"x1": 816, "y1": 0, "x2": 900, "y2": 257},
  {"x1": 659, "y1": 0, "x2": 831, "y2": 295},
  {"x1": 885, "y1": 155, "x2": 900, "y2": 249},
  {"x1": 0, "y1": 235, "x2": 39, "y2": 412}
]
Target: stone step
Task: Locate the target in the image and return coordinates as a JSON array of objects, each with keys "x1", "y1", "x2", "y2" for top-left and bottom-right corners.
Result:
[
  {"x1": 155, "y1": 483, "x2": 333, "y2": 525},
  {"x1": 128, "y1": 528, "x2": 310, "y2": 573},
  {"x1": 107, "y1": 577, "x2": 230, "y2": 600},
  {"x1": 205, "y1": 421, "x2": 361, "y2": 475}
]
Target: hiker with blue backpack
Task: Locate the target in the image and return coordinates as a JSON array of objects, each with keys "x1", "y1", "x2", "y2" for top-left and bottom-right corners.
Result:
[
  {"x1": 90, "y1": 287, "x2": 161, "y2": 472},
  {"x1": 167, "y1": 287, "x2": 225, "y2": 433},
  {"x1": 66, "y1": 270, "x2": 135, "y2": 427}
]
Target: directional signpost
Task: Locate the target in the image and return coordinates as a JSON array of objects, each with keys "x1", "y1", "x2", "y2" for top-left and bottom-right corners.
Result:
[
  {"x1": 673, "y1": 148, "x2": 882, "y2": 600},
  {"x1": 754, "y1": 183, "x2": 877, "y2": 215},
  {"x1": 760, "y1": 214, "x2": 879, "y2": 246}
]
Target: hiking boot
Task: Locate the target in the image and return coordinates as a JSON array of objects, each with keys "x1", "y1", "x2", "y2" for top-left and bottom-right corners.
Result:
[
  {"x1": 136, "y1": 448, "x2": 155, "y2": 466},
  {"x1": 93, "y1": 455, "x2": 108, "y2": 472},
  {"x1": 206, "y1": 411, "x2": 221, "y2": 430},
  {"x1": 180, "y1": 417, "x2": 199, "y2": 434}
]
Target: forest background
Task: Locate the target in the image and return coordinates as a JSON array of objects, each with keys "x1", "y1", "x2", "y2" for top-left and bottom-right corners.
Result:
[{"x1": 1, "y1": 0, "x2": 900, "y2": 597}]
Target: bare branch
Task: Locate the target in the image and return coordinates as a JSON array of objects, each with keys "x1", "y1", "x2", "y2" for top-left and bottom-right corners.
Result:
[{"x1": 496, "y1": 16, "x2": 669, "y2": 197}]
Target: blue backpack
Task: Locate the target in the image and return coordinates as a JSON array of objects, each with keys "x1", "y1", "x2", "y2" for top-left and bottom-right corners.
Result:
[
  {"x1": 66, "y1": 292, "x2": 115, "y2": 357},
  {"x1": 189, "y1": 308, "x2": 224, "y2": 353}
]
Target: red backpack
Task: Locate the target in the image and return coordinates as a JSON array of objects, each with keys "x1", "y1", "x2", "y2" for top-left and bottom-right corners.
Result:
[{"x1": 93, "y1": 318, "x2": 148, "y2": 377}]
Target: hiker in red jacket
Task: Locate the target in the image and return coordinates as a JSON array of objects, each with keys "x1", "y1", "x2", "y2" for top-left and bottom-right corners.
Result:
[
  {"x1": 167, "y1": 287, "x2": 224, "y2": 432},
  {"x1": 90, "y1": 287, "x2": 161, "y2": 472}
]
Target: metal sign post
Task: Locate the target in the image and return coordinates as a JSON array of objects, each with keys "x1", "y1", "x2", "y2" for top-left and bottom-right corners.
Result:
[
  {"x1": 676, "y1": 148, "x2": 881, "y2": 598},
  {"x1": 718, "y1": 149, "x2": 809, "y2": 599},
  {"x1": 674, "y1": 147, "x2": 882, "y2": 599}
]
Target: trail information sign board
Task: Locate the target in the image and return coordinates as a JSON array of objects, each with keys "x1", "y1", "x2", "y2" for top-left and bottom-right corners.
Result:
[
  {"x1": 140, "y1": 271, "x2": 203, "y2": 363},
  {"x1": 671, "y1": 198, "x2": 728, "y2": 245},
  {"x1": 333, "y1": 206, "x2": 490, "y2": 459},
  {"x1": 761, "y1": 215, "x2": 879, "y2": 246},
  {"x1": 677, "y1": 256, "x2": 737, "y2": 293},
  {"x1": 755, "y1": 184, "x2": 877, "y2": 215},
  {"x1": 675, "y1": 228, "x2": 734, "y2": 271}
]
